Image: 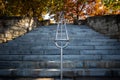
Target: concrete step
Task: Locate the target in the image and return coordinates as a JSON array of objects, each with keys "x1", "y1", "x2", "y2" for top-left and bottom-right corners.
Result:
[
  {"x1": 0, "y1": 61, "x2": 120, "y2": 69},
  {"x1": 0, "y1": 55, "x2": 101, "y2": 61},
  {"x1": 0, "y1": 69, "x2": 120, "y2": 77},
  {"x1": 0, "y1": 61, "x2": 83, "y2": 69},
  {"x1": 31, "y1": 45, "x2": 120, "y2": 50},
  {"x1": 1, "y1": 49, "x2": 119, "y2": 55},
  {"x1": 3, "y1": 39, "x2": 119, "y2": 47},
  {"x1": 69, "y1": 41, "x2": 120, "y2": 46},
  {"x1": 21, "y1": 33, "x2": 109, "y2": 38},
  {"x1": 27, "y1": 29, "x2": 107, "y2": 33},
  {"x1": 2, "y1": 39, "x2": 119, "y2": 47},
  {"x1": 31, "y1": 45, "x2": 95, "y2": 49},
  {"x1": 80, "y1": 50, "x2": 120, "y2": 55},
  {"x1": 0, "y1": 55, "x2": 120, "y2": 61}
]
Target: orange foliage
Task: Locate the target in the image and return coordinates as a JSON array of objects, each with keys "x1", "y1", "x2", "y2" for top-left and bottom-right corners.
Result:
[{"x1": 63, "y1": 0, "x2": 115, "y2": 21}]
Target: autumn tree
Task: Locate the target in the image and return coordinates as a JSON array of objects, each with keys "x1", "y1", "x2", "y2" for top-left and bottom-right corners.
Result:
[
  {"x1": 102, "y1": 0, "x2": 120, "y2": 14},
  {"x1": 0, "y1": 0, "x2": 7, "y2": 16},
  {"x1": 63, "y1": 0, "x2": 94, "y2": 23},
  {"x1": 0, "y1": 0, "x2": 119, "y2": 22},
  {"x1": 0, "y1": 0, "x2": 50, "y2": 20}
]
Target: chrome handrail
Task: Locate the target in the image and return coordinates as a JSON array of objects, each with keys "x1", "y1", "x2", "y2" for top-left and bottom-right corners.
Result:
[{"x1": 54, "y1": 11, "x2": 69, "y2": 80}]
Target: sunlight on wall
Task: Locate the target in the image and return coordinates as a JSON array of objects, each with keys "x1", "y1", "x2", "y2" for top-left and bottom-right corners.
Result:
[
  {"x1": 42, "y1": 13, "x2": 56, "y2": 23},
  {"x1": 43, "y1": 13, "x2": 50, "y2": 20}
]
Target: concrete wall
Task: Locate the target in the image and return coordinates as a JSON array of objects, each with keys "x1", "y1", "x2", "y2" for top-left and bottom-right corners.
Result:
[
  {"x1": 0, "y1": 17, "x2": 37, "y2": 43},
  {"x1": 87, "y1": 15, "x2": 120, "y2": 40}
]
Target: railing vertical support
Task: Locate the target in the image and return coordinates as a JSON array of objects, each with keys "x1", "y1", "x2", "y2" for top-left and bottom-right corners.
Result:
[{"x1": 61, "y1": 47, "x2": 63, "y2": 80}]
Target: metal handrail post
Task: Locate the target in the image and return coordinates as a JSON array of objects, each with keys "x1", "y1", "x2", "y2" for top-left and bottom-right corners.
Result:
[{"x1": 61, "y1": 46, "x2": 63, "y2": 80}]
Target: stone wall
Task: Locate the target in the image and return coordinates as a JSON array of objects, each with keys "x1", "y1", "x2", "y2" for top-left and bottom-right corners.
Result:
[
  {"x1": 87, "y1": 15, "x2": 120, "y2": 40},
  {"x1": 0, "y1": 17, "x2": 37, "y2": 43}
]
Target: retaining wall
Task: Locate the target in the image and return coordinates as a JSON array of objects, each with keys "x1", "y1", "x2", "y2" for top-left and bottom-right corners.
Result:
[
  {"x1": 0, "y1": 17, "x2": 37, "y2": 43},
  {"x1": 87, "y1": 15, "x2": 120, "y2": 40}
]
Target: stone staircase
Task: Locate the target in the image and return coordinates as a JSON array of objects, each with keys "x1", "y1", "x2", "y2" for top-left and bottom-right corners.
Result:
[{"x1": 0, "y1": 24, "x2": 120, "y2": 79}]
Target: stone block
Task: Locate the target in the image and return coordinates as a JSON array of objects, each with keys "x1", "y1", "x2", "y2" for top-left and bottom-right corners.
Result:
[
  {"x1": 109, "y1": 24, "x2": 118, "y2": 33},
  {"x1": 44, "y1": 61, "x2": 83, "y2": 69},
  {"x1": 44, "y1": 49, "x2": 59, "y2": 55},
  {"x1": 32, "y1": 46, "x2": 57, "y2": 49},
  {"x1": 106, "y1": 61, "x2": 120, "y2": 68},
  {"x1": 84, "y1": 61, "x2": 106, "y2": 68},
  {"x1": 90, "y1": 39, "x2": 117, "y2": 42},
  {"x1": 95, "y1": 45, "x2": 120, "y2": 50},
  {"x1": 82, "y1": 69, "x2": 108, "y2": 76},
  {"x1": 102, "y1": 55, "x2": 120, "y2": 61},
  {"x1": 0, "y1": 50, "x2": 9, "y2": 54},
  {"x1": 80, "y1": 50, "x2": 120, "y2": 55},
  {"x1": 0, "y1": 55, "x2": 23, "y2": 61},
  {"x1": 66, "y1": 46, "x2": 94, "y2": 50},
  {"x1": 63, "y1": 55, "x2": 101, "y2": 61},
  {"x1": 0, "y1": 61, "x2": 21, "y2": 69},
  {"x1": 64, "y1": 49, "x2": 80, "y2": 55},
  {"x1": 23, "y1": 55, "x2": 59, "y2": 61},
  {"x1": 20, "y1": 62, "x2": 39, "y2": 69},
  {"x1": 0, "y1": 69, "x2": 11, "y2": 76},
  {"x1": 9, "y1": 50, "x2": 31, "y2": 55}
]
